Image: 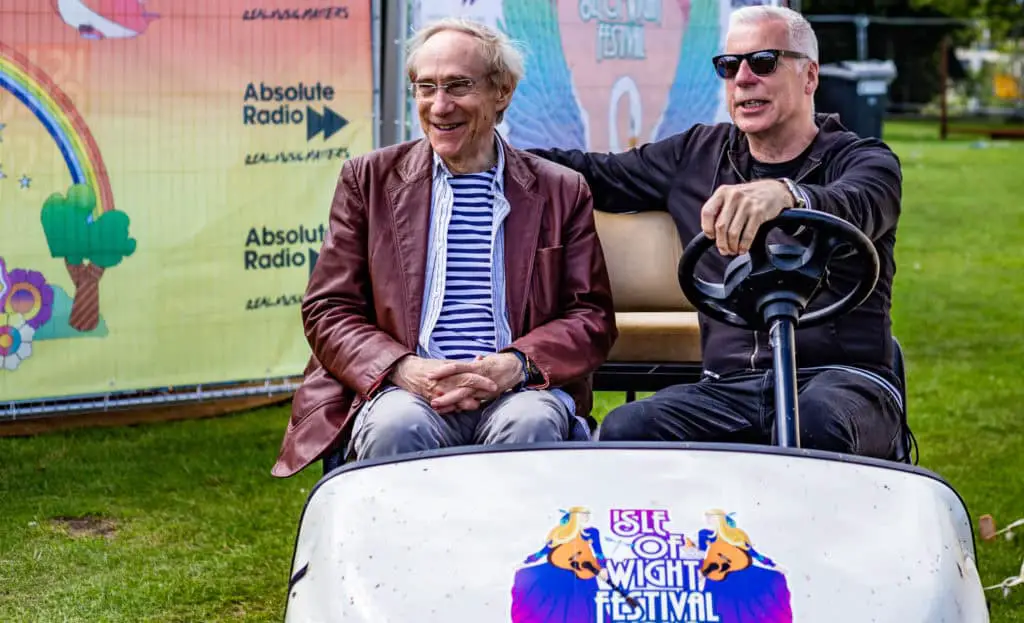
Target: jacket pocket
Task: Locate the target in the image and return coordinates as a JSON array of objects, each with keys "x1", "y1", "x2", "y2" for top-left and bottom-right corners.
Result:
[{"x1": 530, "y1": 245, "x2": 564, "y2": 324}]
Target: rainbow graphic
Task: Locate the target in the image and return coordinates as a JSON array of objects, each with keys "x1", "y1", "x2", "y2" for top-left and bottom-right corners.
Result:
[{"x1": 0, "y1": 41, "x2": 113, "y2": 220}]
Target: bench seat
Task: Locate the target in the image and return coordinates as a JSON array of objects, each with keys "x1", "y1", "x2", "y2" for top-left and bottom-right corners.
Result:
[
  {"x1": 591, "y1": 210, "x2": 705, "y2": 395},
  {"x1": 608, "y1": 312, "x2": 701, "y2": 363}
]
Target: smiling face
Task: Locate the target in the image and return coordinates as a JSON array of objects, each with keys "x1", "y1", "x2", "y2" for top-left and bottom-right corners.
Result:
[
  {"x1": 722, "y1": 18, "x2": 817, "y2": 139},
  {"x1": 410, "y1": 29, "x2": 511, "y2": 173}
]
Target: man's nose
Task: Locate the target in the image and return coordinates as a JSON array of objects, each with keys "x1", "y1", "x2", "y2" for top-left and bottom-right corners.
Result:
[
  {"x1": 734, "y1": 60, "x2": 760, "y2": 85},
  {"x1": 430, "y1": 91, "x2": 456, "y2": 115}
]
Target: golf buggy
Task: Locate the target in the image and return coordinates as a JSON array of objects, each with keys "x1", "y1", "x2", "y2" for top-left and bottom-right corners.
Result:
[{"x1": 283, "y1": 209, "x2": 989, "y2": 622}]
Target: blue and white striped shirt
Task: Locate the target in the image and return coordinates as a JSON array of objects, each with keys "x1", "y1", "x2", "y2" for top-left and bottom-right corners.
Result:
[
  {"x1": 415, "y1": 134, "x2": 577, "y2": 417},
  {"x1": 417, "y1": 142, "x2": 512, "y2": 362},
  {"x1": 432, "y1": 168, "x2": 499, "y2": 360}
]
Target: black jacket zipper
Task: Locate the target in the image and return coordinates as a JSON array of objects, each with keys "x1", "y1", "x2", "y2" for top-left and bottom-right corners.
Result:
[{"x1": 723, "y1": 147, "x2": 823, "y2": 370}]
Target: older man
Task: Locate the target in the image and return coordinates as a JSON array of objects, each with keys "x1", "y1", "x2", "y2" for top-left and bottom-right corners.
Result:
[
  {"x1": 271, "y1": 18, "x2": 617, "y2": 477},
  {"x1": 529, "y1": 6, "x2": 906, "y2": 459}
]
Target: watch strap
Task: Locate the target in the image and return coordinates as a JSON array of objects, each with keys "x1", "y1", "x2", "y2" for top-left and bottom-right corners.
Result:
[
  {"x1": 510, "y1": 349, "x2": 543, "y2": 387},
  {"x1": 779, "y1": 177, "x2": 807, "y2": 209}
]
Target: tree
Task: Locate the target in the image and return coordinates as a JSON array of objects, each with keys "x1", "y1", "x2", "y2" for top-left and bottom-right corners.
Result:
[
  {"x1": 801, "y1": 0, "x2": 1023, "y2": 44},
  {"x1": 799, "y1": 0, "x2": 974, "y2": 108},
  {"x1": 911, "y1": 0, "x2": 1024, "y2": 43},
  {"x1": 40, "y1": 184, "x2": 136, "y2": 332}
]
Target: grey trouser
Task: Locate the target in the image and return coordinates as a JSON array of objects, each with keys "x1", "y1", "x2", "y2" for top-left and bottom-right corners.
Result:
[{"x1": 349, "y1": 388, "x2": 573, "y2": 461}]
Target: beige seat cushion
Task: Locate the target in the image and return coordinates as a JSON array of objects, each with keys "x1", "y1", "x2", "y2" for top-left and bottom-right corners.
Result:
[
  {"x1": 608, "y1": 312, "x2": 702, "y2": 363},
  {"x1": 593, "y1": 211, "x2": 703, "y2": 364}
]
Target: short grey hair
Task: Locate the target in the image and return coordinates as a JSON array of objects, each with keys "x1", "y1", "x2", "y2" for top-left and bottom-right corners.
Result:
[
  {"x1": 729, "y1": 5, "x2": 819, "y2": 63},
  {"x1": 405, "y1": 17, "x2": 525, "y2": 121}
]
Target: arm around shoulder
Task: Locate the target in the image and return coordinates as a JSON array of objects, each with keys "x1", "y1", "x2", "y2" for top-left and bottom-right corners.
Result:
[
  {"x1": 505, "y1": 173, "x2": 617, "y2": 388},
  {"x1": 301, "y1": 159, "x2": 412, "y2": 397}
]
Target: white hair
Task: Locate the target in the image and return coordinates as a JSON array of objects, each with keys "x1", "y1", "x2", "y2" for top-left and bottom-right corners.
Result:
[
  {"x1": 405, "y1": 17, "x2": 525, "y2": 122},
  {"x1": 729, "y1": 5, "x2": 819, "y2": 63},
  {"x1": 405, "y1": 17, "x2": 525, "y2": 85}
]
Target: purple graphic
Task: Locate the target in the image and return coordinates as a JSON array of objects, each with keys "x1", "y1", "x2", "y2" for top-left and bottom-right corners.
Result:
[
  {"x1": 511, "y1": 507, "x2": 607, "y2": 622},
  {"x1": 0, "y1": 258, "x2": 8, "y2": 304},
  {"x1": 511, "y1": 507, "x2": 793, "y2": 623},
  {"x1": 4, "y1": 268, "x2": 55, "y2": 329}
]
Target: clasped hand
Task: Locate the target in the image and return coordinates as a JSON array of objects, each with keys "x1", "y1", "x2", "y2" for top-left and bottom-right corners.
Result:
[
  {"x1": 700, "y1": 179, "x2": 795, "y2": 256},
  {"x1": 389, "y1": 352, "x2": 524, "y2": 415}
]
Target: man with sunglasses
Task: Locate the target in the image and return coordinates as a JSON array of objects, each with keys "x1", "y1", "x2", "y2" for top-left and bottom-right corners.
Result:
[
  {"x1": 528, "y1": 6, "x2": 905, "y2": 460},
  {"x1": 271, "y1": 18, "x2": 617, "y2": 477}
]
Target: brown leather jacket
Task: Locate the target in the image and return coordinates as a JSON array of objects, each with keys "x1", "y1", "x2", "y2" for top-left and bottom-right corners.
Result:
[{"x1": 271, "y1": 136, "x2": 618, "y2": 477}]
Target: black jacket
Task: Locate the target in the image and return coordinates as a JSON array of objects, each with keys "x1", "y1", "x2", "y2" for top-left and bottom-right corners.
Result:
[{"x1": 529, "y1": 113, "x2": 902, "y2": 378}]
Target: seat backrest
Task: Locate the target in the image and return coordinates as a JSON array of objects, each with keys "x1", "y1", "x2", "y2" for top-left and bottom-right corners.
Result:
[{"x1": 593, "y1": 210, "x2": 695, "y2": 313}]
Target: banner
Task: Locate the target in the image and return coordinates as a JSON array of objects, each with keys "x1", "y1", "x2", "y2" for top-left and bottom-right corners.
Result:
[
  {"x1": 0, "y1": 0, "x2": 376, "y2": 402},
  {"x1": 403, "y1": 0, "x2": 754, "y2": 151}
]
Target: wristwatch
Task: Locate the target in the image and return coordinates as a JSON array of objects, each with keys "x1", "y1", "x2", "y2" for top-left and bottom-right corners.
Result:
[
  {"x1": 779, "y1": 177, "x2": 807, "y2": 210},
  {"x1": 524, "y1": 356, "x2": 543, "y2": 385},
  {"x1": 511, "y1": 350, "x2": 543, "y2": 388}
]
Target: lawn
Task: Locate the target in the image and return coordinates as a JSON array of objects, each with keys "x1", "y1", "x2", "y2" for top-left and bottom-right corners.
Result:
[{"x1": 2, "y1": 120, "x2": 1023, "y2": 621}]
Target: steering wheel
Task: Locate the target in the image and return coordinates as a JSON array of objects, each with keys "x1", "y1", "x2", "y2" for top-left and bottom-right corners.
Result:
[{"x1": 677, "y1": 209, "x2": 880, "y2": 331}]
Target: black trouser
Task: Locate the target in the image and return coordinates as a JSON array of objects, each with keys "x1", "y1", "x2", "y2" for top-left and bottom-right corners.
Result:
[{"x1": 598, "y1": 367, "x2": 904, "y2": 459}]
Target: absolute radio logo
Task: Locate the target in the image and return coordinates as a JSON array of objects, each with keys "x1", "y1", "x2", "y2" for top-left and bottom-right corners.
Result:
[
  {"x1": 241, "y1": 223, "x2": 326, "y2": 312},
  {"x1": 242, "y1": 81, "x2": 351, "y2": 166},
  {"x1": 243, "y1": 81, "x2": 347, "y2": 140}
]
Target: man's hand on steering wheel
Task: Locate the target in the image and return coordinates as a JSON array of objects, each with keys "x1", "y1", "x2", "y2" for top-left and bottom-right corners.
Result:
[
  {"x1": 700, "y1": 180, "x2": 796, "y2": 256},
  {"x1": 679, "y1": 207, "x2": 880, "y2": 331}
]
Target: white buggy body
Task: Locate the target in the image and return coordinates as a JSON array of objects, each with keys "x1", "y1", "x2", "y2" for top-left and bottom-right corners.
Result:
[
  {"x1": 285, "y1": 209, "x2": 989, "y2": 622},
  {"x1": 284, "y1": 442, "x2": 988, "y2": 623}
]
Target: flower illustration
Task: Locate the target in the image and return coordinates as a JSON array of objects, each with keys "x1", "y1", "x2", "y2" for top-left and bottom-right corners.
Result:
[
  {"x1": 0, "y1": 313, "x2": 33, "y2": 371},
  {"x1": 5, "y1": 269, "x2": 54, "y2": 329},
  {"x1": 0, "y1": 257, "x2": 9, "y2": 309}
]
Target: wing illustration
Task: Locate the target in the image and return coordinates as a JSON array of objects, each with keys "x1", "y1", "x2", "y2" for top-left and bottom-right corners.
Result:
[
  {"x1": 653, "y1": 0, "x2": 723, "y2": 141},
  {"x1": 498, "y1": 0, "x2": 587, "y2": 150}
]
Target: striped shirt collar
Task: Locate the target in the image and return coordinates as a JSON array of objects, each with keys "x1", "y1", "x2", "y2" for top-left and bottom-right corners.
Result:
[{"x1": 431, "y1": 130, "x2": 506, "y2": 192}]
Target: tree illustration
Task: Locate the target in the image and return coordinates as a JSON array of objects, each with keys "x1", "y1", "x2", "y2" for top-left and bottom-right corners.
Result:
[{"x1": 40, "y1": 184, "x2": 136, "y2": 332}]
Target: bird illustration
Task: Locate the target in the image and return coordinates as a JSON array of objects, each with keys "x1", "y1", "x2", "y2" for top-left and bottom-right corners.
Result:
[{"x1": 54, "y1": 0, "x2": 159, "y2": 40}]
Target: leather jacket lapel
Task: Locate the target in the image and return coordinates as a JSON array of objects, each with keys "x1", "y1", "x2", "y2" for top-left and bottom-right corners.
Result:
[
  {"x1": 501, "y1": 147, "x2": 543, "y2": 338},
  {"x1": 386, "y1": 140, "x2": 434, "y2": 348}
]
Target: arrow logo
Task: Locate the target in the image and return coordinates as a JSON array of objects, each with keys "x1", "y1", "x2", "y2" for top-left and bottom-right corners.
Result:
[
  {"x1": 307, "y1": 106, "x2": 348, "y2": 141},
  {"x1": 308, "y1": 248, "x2": 319, "y2": 279}
]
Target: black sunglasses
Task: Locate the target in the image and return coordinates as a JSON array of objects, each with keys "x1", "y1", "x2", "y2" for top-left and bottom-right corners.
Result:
[{"x1": 712, "y1": 49, "x2": 809, "y2": 79}]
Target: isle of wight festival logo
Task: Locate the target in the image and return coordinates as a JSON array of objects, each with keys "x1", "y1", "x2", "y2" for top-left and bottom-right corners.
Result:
[
  {"x1": 498, "y1": 0, "x2": 723, "y2": 152},
  {"x1": 511, "y1": 507, "x2": 792, "y2": 623},
  {"x1": 0, "y1": 41, "x2": 136, "y2": 371}
]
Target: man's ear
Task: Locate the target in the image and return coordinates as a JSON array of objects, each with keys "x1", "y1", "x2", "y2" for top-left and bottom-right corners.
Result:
[
  {"x1": 494, "y1": 81, "x2": 514, "y2": 113},
  {"x1": 491, "y1": 76, "x2": 516, "y2": 107},
  {"x1": 805, "y1": 61, "x2": 819, "y2": 95}
]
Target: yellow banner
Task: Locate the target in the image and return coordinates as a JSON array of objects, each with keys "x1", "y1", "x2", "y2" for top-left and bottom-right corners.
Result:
[
  {"x1": 994, "y1": 73, "x2": 1020, "y2": 100},
  {"x1": 0, "y1": 1, "x2": 375, "y2": 402}
]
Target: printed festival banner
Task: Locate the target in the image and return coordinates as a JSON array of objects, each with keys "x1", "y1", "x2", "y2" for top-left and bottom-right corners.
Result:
[
  {"x1": 405, "y1": 0, "x2": 749, "y2": 151},
  {"x1": 0, "y1": 1, "x2": 375, "y2": 402}
]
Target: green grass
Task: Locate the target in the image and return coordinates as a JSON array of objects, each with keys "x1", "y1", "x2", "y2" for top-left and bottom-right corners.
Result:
[{"x1": 2, "y1": 120, "x2": 1023, "y2": 621}]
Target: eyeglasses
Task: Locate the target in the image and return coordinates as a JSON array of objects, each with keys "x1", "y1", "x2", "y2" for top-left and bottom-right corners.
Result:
[
  {"x1": 711, "y1": 49, "x2": 809, "y2": 79},
  {"x1": 409, "y1": 78, "x2": 479, "y2": 99}
]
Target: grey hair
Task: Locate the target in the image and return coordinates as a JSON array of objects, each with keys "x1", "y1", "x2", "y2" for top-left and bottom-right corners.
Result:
[
  {"x1": 405, "y1": 17, "x2": 525, "y2": 122},
  {"x1": 729, "y1": 5, "x2": 819, "y2": 63}
]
